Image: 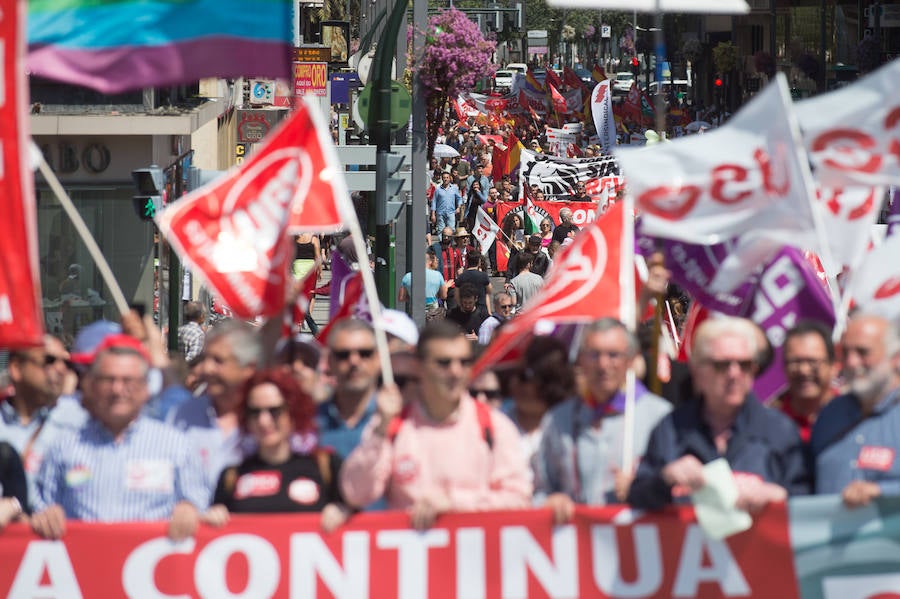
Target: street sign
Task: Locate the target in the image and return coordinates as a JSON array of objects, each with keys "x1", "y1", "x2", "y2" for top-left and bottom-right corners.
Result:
[
  {"x1": 356, "y1": 81, "x2": 412, "y2": 131},
  {"x1": 601, "y1": 25, "x2": 611, "y2": 38}
]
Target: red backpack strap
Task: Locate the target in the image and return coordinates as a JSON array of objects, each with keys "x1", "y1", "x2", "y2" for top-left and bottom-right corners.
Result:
[
  {"x1": 473, "y1": 400, "x2": 494, "y2": 450},
  {"x1": 386, "y1": 404, "x2": 413, "y2": 443}
]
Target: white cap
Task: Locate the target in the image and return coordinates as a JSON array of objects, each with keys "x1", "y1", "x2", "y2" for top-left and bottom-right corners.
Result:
[{"x1": 380, "y1": 309, "x2": 419, "y2": 347}]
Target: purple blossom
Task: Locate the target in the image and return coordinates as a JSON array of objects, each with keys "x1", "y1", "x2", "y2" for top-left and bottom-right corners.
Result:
[{"x1": 417, "y1": 8, "x2": 496, "y2": 100}]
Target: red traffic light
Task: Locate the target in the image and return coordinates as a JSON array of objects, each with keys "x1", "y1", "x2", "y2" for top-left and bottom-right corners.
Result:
[
  {"x1": 714, "y1": 77, "x2": 723, "y2": 87},
  {"x1": 631, "y1": 56, "x2": 639, "y2": 67}
]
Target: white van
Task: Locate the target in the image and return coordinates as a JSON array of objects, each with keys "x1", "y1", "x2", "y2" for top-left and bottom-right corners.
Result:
[{"x1": 505, "y1": 63, "x2": 528, "y2": 75}]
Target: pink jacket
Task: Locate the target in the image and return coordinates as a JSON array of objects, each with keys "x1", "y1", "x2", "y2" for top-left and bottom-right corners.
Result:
[{"x1": 340, "y1": 396, "x2": 533, "y2": 511}]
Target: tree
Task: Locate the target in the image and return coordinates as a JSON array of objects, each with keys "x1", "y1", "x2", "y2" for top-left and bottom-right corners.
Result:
[{"x1": 416, "y1": 9, "x2": 495, "y2": 160}]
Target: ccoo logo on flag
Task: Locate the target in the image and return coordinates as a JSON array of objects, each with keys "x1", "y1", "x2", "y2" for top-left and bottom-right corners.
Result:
[{"x1": 822, "y1": 573, "x2": 900, "y2": 599}]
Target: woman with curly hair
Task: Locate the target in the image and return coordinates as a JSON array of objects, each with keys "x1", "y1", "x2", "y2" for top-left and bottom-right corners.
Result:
[{"x1": 202, "y1": 369, "x2": 351, "y2": 532}]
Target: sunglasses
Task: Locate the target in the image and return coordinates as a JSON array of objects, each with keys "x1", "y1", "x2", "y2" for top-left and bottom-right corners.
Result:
[
  {"x1": 331, "y1": 347, "x2": 376, "y2": 361},
  {"x1": 26, "y1": 355, "x2": 72, "y2": 369},
  {"x1": 706, "y1": 359, "x2": 755, "y2": 374},
  {"x1": 498, "y1": 304, "x2": 514, "y2": 310},
  {"x1": 246, "y1": 405, "x2": 287, "y2": 420},
  {"x1": 394, "y1": 374, "x2": 420, "y2": 387},
  {"x1": 469, "y1": 388, "x2": 502, "y2": 400},
  {"x1": 431, "y1": 356, "x2": 475, "y2": 368}
]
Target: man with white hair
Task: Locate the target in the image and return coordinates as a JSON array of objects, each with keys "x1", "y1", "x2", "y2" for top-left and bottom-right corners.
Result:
[
  {"x1": 628, "y1": 316, "x2": 810, "y2": 512},
  {"x1": 551, "y1": 208, "x2": 579, "y2": 243},
  {"x1": 811, "y1": 314, "x2": 900, "y2": 507}
]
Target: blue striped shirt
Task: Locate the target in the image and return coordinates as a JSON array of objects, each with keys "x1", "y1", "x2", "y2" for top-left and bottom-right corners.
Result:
[{"x1": 34, "y1": 416, "x2": 209, "y2": 521}]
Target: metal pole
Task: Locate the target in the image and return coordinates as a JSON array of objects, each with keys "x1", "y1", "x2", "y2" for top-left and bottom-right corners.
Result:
[
  {"x1": 409, "y1": 0, "x2": 428, "y2": 326},
  {"x1": 167, "y1": 161, "x2": 183, "y2": 351}
]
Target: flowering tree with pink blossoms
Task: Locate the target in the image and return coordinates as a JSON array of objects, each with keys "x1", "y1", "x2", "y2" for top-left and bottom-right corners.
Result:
[{"x1": 417, "y1": 9, "x2": 495, "y2": 160}]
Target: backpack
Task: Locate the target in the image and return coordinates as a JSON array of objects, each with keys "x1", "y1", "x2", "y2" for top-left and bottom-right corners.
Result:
[{"x1": 386, "y1": 400, "x2": 494, "y2": 449}]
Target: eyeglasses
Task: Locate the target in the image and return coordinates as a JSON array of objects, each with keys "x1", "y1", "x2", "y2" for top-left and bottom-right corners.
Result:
[
  {"x1": 706, "y1": 359, "x2": 756, "y2": 374},
  {"x1": 246, "y1": 405, "x2": 287, "y2": 420},
  {"x1": 469, "y1": 388, "x2": 502, "y2": 400},
  {"x1": 540, "y1": 224, "x2": 551, "y2": 228},
  {"x1": 581, "y1": 349, "x2": 627, "y2": 362},
  {"x1": 784, "y1": 358, "x2": 829, "y2": 370},
  {"x1": 430, "y1": 356, "x2": 475, "y2": 368},
  {"x1": 498, "y1": 304, "x2": 514, "y2": 311},
  {"x1": 92, "y1": 375, "x2": 147, "y2": 390},
  {"x1": 331, "y1": 347, "x2": 376, "y2": 361}
]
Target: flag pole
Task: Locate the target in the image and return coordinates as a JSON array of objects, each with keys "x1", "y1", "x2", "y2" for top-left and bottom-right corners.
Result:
[
  {"x1": 621, "y1": 190, "x2": 638, "y2": 475},
  {"x1": 36, "y1": 153, "x2": 130, "y2": 317}
]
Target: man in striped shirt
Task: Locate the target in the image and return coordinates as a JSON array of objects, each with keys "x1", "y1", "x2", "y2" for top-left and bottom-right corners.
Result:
[{"x1": 30, "y1": 336, "x2": 208, "y2": 541}]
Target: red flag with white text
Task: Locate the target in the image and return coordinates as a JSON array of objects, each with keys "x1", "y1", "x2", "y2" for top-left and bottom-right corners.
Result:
[
  {"x1": 473, "y1": 202, "x2": 626, "y2": 376},
  {"x1": 549, "y1": 81, "x2": 568, "y2": 115},
  {"x1": 0, "y1": 0, "x2": 44, "y2": 348},
  {"x1": 156, "y1": 100, "x2": 346, "y2": 318}
]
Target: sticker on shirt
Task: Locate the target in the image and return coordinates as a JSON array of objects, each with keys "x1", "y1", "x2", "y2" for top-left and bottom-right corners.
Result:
[
  {"x1": 126, "y1": 460, "x2": 174, "y2": 493},
  {"x1": 235, "y1": 471, "x2": 282, "y2": 499},
  {"x1": 288, "y1": 478, "x2": 320, "y2": 505},
  {"x1": 65, "y1": 465, "x2": 92, "y2": 487},
  {"x1": 394, "y1": 455, "x2": 420, "y2": 484},
  {"x1": 858, "y1": 446, "x2": 896, "y2": 472}
]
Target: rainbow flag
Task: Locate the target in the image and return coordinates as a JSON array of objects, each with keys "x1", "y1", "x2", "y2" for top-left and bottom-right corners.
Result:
[{"x1": 27, "y1": 0, "x2": 292, "y2": 94}]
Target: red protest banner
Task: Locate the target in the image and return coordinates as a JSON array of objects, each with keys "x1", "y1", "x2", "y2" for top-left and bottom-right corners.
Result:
[
  {"x1": 0, "y1": 0, "x2": 44, "y2": 348},
  {"x1": 0, "y1": 506, "x2": 797, "y2": 598}
]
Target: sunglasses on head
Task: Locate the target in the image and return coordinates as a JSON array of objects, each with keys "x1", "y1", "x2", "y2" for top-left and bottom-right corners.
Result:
[
  {"x1": 246, "y1": 405, "x2": 287, "y2": 420},
  {"x1": 331, "y1": 347, "x2": 376, "y2": 361}
]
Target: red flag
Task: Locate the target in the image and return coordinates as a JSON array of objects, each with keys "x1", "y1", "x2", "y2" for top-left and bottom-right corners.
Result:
[
  {"x1": 563, "y1": 66, "x2": 584, "y2": 90},
  {"x1": 545, "y1": 67, "x2": 564, "y2": 91},
  {"x1": 156, "y1": 100, "x2": 344, "y2": 319},
  {"x1": 623, "y1": 81, "x2": 642, "y2": 120},
  {"x1": 473, "y1": 202, "x2": 626, "y2": 376},
  {"x1": 548, "y1": 82, "x2": 568, "y2": 115},
  {"x1": 592, "y1": 64, "x2": 607, "y2": 83},
  {"x1": 0, "y1": 0, "x2": 44, "y2": 348},
  {"x1": 315, "y1": 272, "x2": 366, "y2": 342},
  {"x1": 492, "y1": 142, "x2": 510, "y2": 178}
]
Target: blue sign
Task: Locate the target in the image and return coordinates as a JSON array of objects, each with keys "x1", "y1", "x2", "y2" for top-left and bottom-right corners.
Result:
[{"x1": 330, "y1": 72, "x2": 361, "y2": 105}]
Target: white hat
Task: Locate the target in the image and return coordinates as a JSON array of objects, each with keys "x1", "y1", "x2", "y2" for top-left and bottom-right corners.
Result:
[{"x1": 380, "y1": 309, "x2": 419, "y2": 347}]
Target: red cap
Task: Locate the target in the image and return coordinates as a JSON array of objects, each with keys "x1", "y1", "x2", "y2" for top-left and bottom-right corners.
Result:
[{"x1": 91, "y1": 334, "x2": 151, "y2": 364}]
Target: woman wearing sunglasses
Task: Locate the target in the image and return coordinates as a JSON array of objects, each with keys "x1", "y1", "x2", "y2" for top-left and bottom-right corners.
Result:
[{"x1": 202, "y1": 369, "x2": 351, "y2": 532}]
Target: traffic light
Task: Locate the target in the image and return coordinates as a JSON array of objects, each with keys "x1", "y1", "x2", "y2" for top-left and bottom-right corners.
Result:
[
  {"x1": 131, "y1": 166, "x2": 165, "y2": 221},
  {"x1": 376, "y1": 150, "x2": 406, "y2": 225},
  {"x1": 631, "y1": 56, "x2": 640, "y2": 76},
  {"x1": 714, "y1": 75, "x2": 724, "y2": 87}
]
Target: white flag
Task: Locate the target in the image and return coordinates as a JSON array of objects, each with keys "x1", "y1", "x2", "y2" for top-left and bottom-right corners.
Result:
[
  {"x1": 616, "y1": 74, "x2": 820, "y2": 291},
  {"x1": 816, "y1": 185, "x2": 884, "y2": 276},
  {"x1": 472, "y1": 207, "x2": 500, "y2": 255},
  {"x1": 847, "y1": 232, "x2": 900, "y2": 320},
  {"x1": 796, "y1": 59, "x2": 900, "y2": 188},
  {"x1": 591, "y1": 80, "x2": 617, "y2": 155}
]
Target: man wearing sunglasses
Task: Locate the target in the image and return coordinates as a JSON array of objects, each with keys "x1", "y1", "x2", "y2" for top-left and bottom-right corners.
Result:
[
  {"x1": 340, "y1": 321, "x2": 531, "y2": 529},
  {"x1": 316, "y1": 318, "x2": 381, "y2": 461},
  {"x1": 1, "y1": 335, "x2": 81, "y2": 511},
  {"x1": 628, "y1": 316, "x2": 810, "y2": 512}
]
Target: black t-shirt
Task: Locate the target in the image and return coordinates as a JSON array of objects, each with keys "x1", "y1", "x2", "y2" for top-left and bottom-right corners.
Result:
[
  {"x1": 455, "y1": 269, "x2": 491, "y2": 308},
  {"x1": 552, "y1": 223, "x2": 579, "y2": 244},
  {"x1": 213, "y1": 451, "x2": 343, "y2": 513},
  {"x1": 446, "y1": 305, "x2": 490, "y2": 334}
]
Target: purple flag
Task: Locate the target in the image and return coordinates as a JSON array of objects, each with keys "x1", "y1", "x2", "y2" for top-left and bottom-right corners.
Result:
[
  {"x1": 328, "y1": 251, "x2": 353, "y2": 319},
  {"x1": 639, "y1": 228, "x2": 835, "y2": 402}
]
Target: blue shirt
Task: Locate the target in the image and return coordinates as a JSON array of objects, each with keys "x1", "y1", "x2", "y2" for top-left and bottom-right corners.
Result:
[
  {"x1": 168, "y1": 395, "x2": 248, "y2": 492},
  {"x1": 431, "y1": 183, "x2": 462, "y2": 215},
  {"x1": 811, "y1": 391, "x2": 900, "y2": 496},
  {"x1": 0, "y1": 396, "x2": 88, "y2": 511},
  {"x1": 401, "y1": 269, "x2": 445, "y2": 306},
  {"x1": 315, "y1": 395, "x2": 378, "y2": 460},
  {"x1": 34, "y1": 416, "x2": 209, "y2": 520}
]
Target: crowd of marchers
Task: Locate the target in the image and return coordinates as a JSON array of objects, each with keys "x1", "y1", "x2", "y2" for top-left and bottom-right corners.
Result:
[{"x1": 0, "y1": 259, "x2": 896, "y2": 538}]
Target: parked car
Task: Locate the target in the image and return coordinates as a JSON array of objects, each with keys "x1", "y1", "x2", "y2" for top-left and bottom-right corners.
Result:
[
  {"x1": 494, "y1": 69, "x2": 515, "y2": 90},
  {"x1": 505, "y1": 63, "x2": 528, "y2": 76},
  {"x1": 648, "y1": 79, "x2": 692, "y2": 100},
  {"x1": 573, "y1": 66, "x2": 596, "y2": 88}
]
